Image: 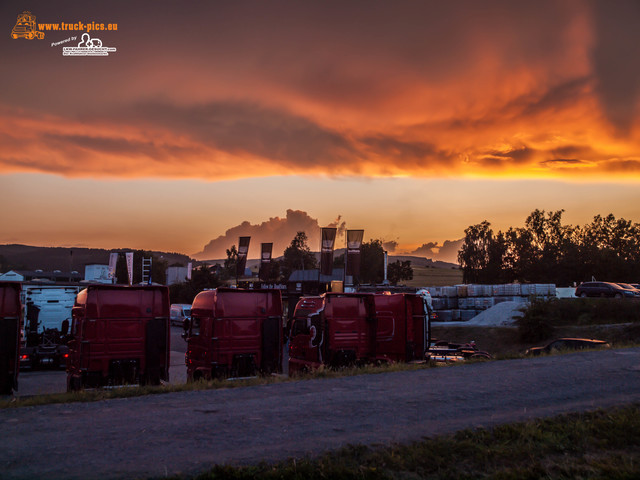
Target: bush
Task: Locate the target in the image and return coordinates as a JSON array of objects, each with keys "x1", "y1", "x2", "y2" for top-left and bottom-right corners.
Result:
[
  {"x1": 517, "y1": 298, "x2": 555, "y2": 342},
  {"x1": 518, "y1": 297, "x2": 640, "y2": 343}
]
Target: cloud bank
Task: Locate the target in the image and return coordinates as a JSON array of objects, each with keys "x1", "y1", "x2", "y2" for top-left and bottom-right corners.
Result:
[
  {"x1": 194, "y1": 209, "x2": 461, "y2": 264},
  {"x1": 411, "y1": 239, "x2": 464, "y2": 264},
  {"x1": 2, "y1": 1, "x2": 640, "y2": 182},
  {"x1": 195, "y1": 210, "x2": 337, "y2": 260}
]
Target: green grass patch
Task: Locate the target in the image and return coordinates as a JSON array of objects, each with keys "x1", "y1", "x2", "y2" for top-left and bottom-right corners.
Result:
[
  {"x1": 178, "y1": 404, "x2": 640, "y2": 480},
  {"x1": 517, "y1": 297, "x2": 640, "y2": 343},
  {"x1": 521, "y1": 297, "x2": 640, "y2": 327}
]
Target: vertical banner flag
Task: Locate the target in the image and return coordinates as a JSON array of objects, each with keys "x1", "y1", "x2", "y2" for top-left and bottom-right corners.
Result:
[
  {"x1": 187, "y1": 262, "x2": 193, "y2": 281},
  {"x1": 108, "y1": 252, "x2": 118, "y2": 281},
  {"x1": 125, "y1": 252, "x2": 134, "y2": 285},
  {"x1": 346, "y1": 230, "x2": 364, "y2": 277},
  {"x1": 259, "y1": 243, "x2": 273, "y2": 281},
  {"x1": 320, "y1": 227, "x2": 337, "y2": 276},
  {"x1": 236, "y1": 236, "x2": 251, "y2": 278}
]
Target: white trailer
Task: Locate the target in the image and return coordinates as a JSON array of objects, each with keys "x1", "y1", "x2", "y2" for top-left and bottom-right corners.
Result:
[{"x1": 20, "y1": 284, "x2": 80, "y2": 369}]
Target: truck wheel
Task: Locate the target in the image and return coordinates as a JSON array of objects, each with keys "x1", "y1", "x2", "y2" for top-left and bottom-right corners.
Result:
[{"x1": 67, "y1": 376, "x2": 82, "y2": 392}]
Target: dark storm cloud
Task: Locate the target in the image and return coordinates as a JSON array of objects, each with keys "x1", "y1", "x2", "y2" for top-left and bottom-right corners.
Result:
[
  {"x1": 254, "y1": 1, "x2": 581, "y2": 103},
  {"x1": 123, "y1": 101, "x2": 358, "y2": 168},
  {"x1": 485, "y1": 146, "x2": 536, "y2": 163},
  {"x1": 417, "y1": 78, "x2": 592, "y2": 137},
  {"x1": 43, "y1": 134, "x2": 198, "y2": 159},
  {"x1": 603, "y1": 160, "x2": 640, "y2": 173},
  {"x1": 590, "y1": 0, "x2": 640, "y2": 133},
  {"x1": 517, "y1": 78, "x2": 592, "y2": 118},
  {"x1": 360, "y1": 136, "x2": 455, "y2": 167},
  {"x1": 550, "y1": 145, "x2": 594, "y2": 157},
  {"x1": 541, "y1": 158, "x2": 586, "y2": 166},
  {"x1": 449, "y1": 78, "x2": 592, "y2": 129},
  {"x1": 2, "y1": 1, "x2": 639, "y2": 181}
]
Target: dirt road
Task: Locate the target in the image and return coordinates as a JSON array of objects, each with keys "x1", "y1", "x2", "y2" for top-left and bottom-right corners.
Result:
[{"x1": 2, "y1": 347, "x2": 640, "y2": 479}]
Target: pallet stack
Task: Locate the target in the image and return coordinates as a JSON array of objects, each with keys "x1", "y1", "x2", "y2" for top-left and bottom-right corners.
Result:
[{"x1": 426, "y1": 283, "x2": 556, "y2": 322}]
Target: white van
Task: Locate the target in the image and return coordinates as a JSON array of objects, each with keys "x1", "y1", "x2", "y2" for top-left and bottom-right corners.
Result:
[{"x1": 170, "y1": 303, "x2": 192, "y2": 327}]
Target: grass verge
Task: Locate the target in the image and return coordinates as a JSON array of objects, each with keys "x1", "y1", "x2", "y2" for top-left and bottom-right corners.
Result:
[
  {"x1": 178, "y1": 403, "x2": 640, "y2": 480},
  {"x1": 0, "y1": 361, "x2": 431, "y2": 409}
]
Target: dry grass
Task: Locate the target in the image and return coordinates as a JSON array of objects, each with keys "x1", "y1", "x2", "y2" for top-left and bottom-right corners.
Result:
[
  {"x1": 0, "y1": 362, "x2": 432, "y2": 409},
  {"x1": 404, "y1": 265, "x2": 463, "y2": 287}
]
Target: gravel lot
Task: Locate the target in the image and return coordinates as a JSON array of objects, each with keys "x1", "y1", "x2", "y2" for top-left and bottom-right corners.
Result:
[{"x1": 2, "y1": 347, "x2": 640, "y2": 480}]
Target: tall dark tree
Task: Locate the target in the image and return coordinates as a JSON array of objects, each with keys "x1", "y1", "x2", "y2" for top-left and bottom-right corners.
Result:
[
  {"x1": 580, "y1": 214, "x2": 640, "y2": 281},
  {"x1": 388, "y1": 260, "x2": 413, "y2": 285},
  {"x1": 260, "y1": 259, "x2": 282, "y2": 284},
  {"x1": 281, "y1": 232, "x2": 317, "y2": 281},
  {"x1": 360, "y1": 239, "x2": 385, "y2": 284},
  {"x1": 458, "y1": 221, "x2": 493, "y2": 284},
  {"x1": 459, "y1": 210, "x2": 640, "y2": 286},
  {"x1": 222, "y1": 245, "x2": 238, "y2": 280}
]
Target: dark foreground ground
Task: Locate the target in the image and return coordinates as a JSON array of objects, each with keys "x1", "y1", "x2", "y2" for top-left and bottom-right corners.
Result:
[{"x1": 1, "y1": 347, "x2": 640, "y2": 480}]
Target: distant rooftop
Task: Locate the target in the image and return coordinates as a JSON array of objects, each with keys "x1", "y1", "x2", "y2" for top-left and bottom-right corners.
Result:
[
  {"x1": 288, "y1": 268, "x2": 344, "y2": 283},
  {"x1": 0, "y1": 269, "x2": 83, "y2": 283}
]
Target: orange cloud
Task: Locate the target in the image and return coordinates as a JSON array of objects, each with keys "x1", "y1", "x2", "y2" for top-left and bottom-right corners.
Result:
[{"x1": 2, "y1": 1, "x2": 639, "y2": 182}]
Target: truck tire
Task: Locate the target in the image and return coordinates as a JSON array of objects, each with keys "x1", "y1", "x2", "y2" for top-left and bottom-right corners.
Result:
[
  {"x1": 143, "y1": 375, "x2": 161, "y2": 386},
  {"x1": 67, "y1": 375, "x2": 82, "y2": 392}
]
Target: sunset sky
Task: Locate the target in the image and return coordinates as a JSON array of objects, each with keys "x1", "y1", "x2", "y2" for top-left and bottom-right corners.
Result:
[{"x1": 1, "y1": 1, "x2": 640, "y2": 263}]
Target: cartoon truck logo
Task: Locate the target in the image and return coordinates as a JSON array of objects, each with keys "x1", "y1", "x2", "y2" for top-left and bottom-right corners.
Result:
[{"x1": 11, "y1": 11, "x2": 44, "y2": 40}]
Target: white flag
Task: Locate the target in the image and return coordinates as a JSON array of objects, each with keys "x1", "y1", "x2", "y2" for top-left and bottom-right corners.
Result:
[
  {"x1": 108, "y1": 252, "x2": 118, "y2": 280},
  {"x1": 125, "y1": 252, "x2": 134, "y2": 285}
]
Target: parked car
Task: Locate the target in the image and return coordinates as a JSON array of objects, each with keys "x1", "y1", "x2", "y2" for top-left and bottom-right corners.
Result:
[
  {"x1": 170, "y1": 303, "x2": 191, "y2": 327},
  {"x1": 426, "y1": 340, "x2": 492, "y2": 363},
  {"x1": 616, "y1": 283, "x2": 640, "y2": 295},
  {"x1": 575, "y1": 281, "x2": 639, "y2": 298},
  {"x1": 525, "y1": 338, "x2": 610, "y2": 356}
]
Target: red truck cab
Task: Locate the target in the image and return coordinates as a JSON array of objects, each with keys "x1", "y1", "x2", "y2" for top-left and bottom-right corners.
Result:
[
  {"x1": 373, "y1": 293, "x2": 430, "y2": 363},
  {"x1": 67, "y1": 285, "x2": 170, "y2": 391},
  {"x1": 0, "y1": 282, "x2": 22, "y2": 395},
  {"x1": 185, "y1": 288, "x2": 283, "y2": 380},
  {"x1": 288, "y1": 292, "x2": 430, "y2": 375},
  {"x1": 288, "y1": 293, "x2": 377, "y2": 374}
]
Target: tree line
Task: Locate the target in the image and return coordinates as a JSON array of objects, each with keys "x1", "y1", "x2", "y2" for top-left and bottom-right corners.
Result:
[
  {"x1": 458, "y1": 209, "x2": 640, "y2": 286},
  {"x1": 170, "y1": 232, "x2": 413, "y2": 303}
]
